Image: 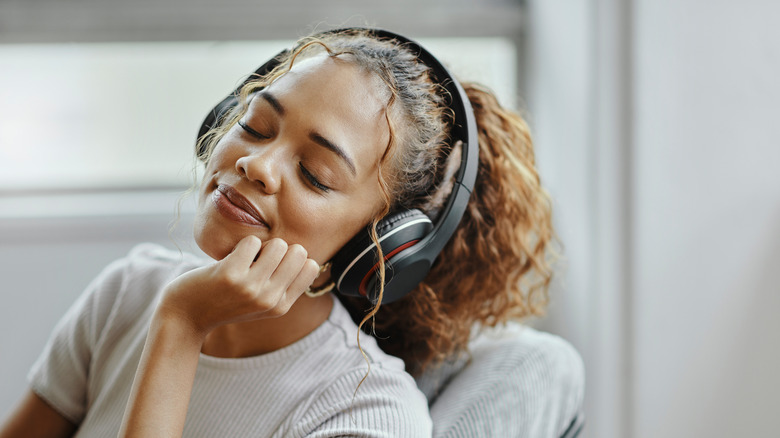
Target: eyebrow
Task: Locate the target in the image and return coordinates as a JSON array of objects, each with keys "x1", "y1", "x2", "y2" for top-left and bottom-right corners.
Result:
[
  {"x1": 260, "y1": 91, "x2": 357, "y2": 176},
  {"x1": 309, "y1": 132, "x2": 357, "y2": 176},
  {"x1": 260, "y1": 92, "x2": 285, "y2": 116}
]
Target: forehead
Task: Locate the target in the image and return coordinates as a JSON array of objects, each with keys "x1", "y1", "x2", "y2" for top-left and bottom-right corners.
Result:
[{"x1": 261, "y1": 54, "x2": 391, "y2": 178}]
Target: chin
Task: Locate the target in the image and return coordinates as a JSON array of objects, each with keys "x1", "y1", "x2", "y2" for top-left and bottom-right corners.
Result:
[{"x1": 193, "y1": 215, "x2": 238, "y2": 261}]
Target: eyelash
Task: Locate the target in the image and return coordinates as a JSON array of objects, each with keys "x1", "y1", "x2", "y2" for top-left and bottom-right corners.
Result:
[
  {"x1": 299, "y1": 163, "x2": 331, "y2": 192},
  {"x1": 238, "y1": 119, "x2": 271, "y2": 139},
  {"x1": 238, "y1": 119, "x2": 331, "y2": 193}
]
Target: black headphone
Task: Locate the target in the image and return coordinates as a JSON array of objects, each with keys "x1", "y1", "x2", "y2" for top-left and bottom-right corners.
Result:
[{"x1": 197, "y1": 28, "x2": 478, "y2": 304}]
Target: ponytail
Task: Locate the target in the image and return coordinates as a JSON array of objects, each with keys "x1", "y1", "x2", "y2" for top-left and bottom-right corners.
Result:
[{"x1": 338, "y1": 82, "x2": 557, "y2": 374}]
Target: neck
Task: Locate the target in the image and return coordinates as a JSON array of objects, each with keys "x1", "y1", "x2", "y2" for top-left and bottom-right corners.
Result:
[{"x1": 201, "y1": 293, "x2": 334, "y2": 358}]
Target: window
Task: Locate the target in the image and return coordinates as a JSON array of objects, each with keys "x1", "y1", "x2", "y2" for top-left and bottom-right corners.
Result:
[{"x1": 0, "y1": 39, "x2": 516, "y2": 193}]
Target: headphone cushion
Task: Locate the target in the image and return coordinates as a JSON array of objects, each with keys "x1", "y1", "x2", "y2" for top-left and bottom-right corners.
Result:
[
  {"x1": 331, "y1": 209, "x2": 433, "y2": 296},
  {"x1": 333, "y1": 209, "x2": 429, "y2": 267}
]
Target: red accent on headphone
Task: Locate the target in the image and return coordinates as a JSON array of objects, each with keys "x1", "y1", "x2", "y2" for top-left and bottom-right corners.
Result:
[{"x1": 358, "y1": 240, "x2": 421, "y2": 297}]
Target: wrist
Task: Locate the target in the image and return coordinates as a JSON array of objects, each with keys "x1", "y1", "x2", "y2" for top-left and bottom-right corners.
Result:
[{"x1": 151, "y1": 302, "x2": 209, "y2": 349}]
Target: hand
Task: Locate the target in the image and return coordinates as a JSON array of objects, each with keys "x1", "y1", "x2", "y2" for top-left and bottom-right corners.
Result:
[{"x1": 157, "y1": 235, "x2": 320, "y2": 338}]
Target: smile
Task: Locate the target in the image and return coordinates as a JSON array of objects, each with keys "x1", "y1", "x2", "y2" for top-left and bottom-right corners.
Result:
[{"x1": 212, "y1": 184, "x2": 269, "y2": 228}]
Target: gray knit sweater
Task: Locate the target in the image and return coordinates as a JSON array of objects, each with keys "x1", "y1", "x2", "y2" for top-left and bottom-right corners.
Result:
[{"x1": 29, "y1": 244, "x2": 432, "y2": 437}]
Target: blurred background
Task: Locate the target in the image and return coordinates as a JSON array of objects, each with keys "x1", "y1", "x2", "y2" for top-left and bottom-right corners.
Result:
[{"x1": 1, "y1": 0, "x2": 779, "y2": 437}]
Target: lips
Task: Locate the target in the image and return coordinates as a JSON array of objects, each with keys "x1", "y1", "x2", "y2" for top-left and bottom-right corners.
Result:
[{"x1": 212, "y1": 184, "x2": 269, "y2": 227}]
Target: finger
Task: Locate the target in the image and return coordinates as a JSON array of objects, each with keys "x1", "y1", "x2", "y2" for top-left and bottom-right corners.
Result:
[
  {"x1": 249, "y1": 238, "x2": 288, "y2": 280},
  {"x1": 272, "y1": 259, "x2": 320, "y2": 316},
  {"x1": 268, "y1": 244, "x2": 309, "y2": 290},
  {"x1": 287, "y1": 259, "x2": 321, "y2": 297},
  {"x1": 223, "y1": 235, "x2": 262, "y2": 267}
]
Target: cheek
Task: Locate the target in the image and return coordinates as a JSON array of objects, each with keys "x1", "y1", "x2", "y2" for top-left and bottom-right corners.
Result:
[
  {"x1": 286, "y1": 194, "x2": 381, "y2": 263},
  {"x1": 192, "y1": 170, "x2": 250, "y2": 261},
  {"x1": 204, "y1": 146, "x2": 232, "y2": 176}
]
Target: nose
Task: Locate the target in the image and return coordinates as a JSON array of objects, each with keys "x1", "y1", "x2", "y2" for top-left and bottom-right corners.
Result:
[{"x1": 235, "y1": 147, "x2": 282, "y2": 194}]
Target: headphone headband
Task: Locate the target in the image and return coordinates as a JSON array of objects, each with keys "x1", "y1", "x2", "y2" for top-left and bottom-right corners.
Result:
[{"x1": 197, "y1": 28, "x2": 478, "y2": 303}]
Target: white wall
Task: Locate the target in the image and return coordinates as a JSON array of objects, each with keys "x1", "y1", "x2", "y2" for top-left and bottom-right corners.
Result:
[
  {"x1": 633, "y1": 1, "x2": 780, "y2": 436},
  {"x1": 528, "y1": 0, "x2": 780, "y2": 437}
]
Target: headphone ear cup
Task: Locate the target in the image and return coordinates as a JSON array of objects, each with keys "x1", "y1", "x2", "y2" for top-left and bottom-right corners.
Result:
[
  {"x1": 331, "y1": 209, "x2": 433, "y2": 301},
  {"x1": 197, "y1": 94, "x2": 239, "y2": 157}
]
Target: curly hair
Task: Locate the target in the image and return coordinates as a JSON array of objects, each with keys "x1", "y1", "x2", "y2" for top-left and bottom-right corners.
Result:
[
  {"x1": 340, "y1": 81, "x2": 556, "y2": 375},
  {"x1": 197, "y1": 29, "x2": 556, "y2": 376}
]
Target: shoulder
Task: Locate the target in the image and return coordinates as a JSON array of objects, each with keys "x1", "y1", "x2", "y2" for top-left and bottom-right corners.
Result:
[
  {"x1": 26, "y1": 244, "x2": 206, "y2": 424},
  {"x1": 421, "y1": 324, "x2": 585, "y2": 438},
  {"x1": 95, "y1": 243, "x2": 205, "y2": 299},
  {"x1": 299, "y1": 298, "x2": 415, "y2": 384},
  {"x1": 286, "y1": 364, "x2": 431, "y2": 437},
  {"x1": 470, "y1": 324, "x2": 585, "y2": 380},
  {"x1": 472, "y1": 325, "x2": 585, "y2": 420},
  {"x1": 123, "y1": 243, "x2": 205, "y2": 279},
  {"x1": 87, "y1": 243, "x2": 207, "y2": 331},
  {"x1": 280, "y1": 300, "x2": 432, "y2": 437}
]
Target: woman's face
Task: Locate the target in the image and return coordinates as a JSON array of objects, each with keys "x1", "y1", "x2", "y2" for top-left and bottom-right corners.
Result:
[{"x1": 194, "y1": 54, "x2": 390, "y2": 263}]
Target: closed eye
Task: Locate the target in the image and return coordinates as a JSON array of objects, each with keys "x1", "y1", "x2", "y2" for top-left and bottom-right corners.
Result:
[
  {"x1": 238, "y1": 119, "x2": 271, "y2": 140},
  {"x1": 299, "y1": 162, "x2": 331, "y2": 192}
]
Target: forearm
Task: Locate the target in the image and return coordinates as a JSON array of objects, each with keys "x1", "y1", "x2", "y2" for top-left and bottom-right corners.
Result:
[
  {"x1": 118, "y1": 310, "x2": 205, "y2": 438},
  {"x1": 0, "y1": 391, "x2": 77, "y2": 438}
]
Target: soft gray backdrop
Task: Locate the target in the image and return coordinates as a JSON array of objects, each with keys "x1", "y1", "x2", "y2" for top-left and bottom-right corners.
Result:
[{"x1": 2, "y1": 1, "x2": 779, "y2": 437}]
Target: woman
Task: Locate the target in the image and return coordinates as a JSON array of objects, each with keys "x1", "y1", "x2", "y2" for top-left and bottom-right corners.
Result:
[{"x1": 0, "y1": 28, "x2": 554, "y2": 437}]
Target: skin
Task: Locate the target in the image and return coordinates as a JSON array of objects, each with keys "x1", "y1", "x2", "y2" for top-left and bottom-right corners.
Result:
[
  {"x1": 190, "y1": 53, "x2": 390, "y2": 357},
  {"x1": 0, "y1": 54, "x2": 392, "y2": 438}
]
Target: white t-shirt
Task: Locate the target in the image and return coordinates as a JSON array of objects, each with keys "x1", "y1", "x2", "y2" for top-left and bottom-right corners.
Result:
[{"x1": 29, "y1": 243, "x2": 432, "y2": 437}]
